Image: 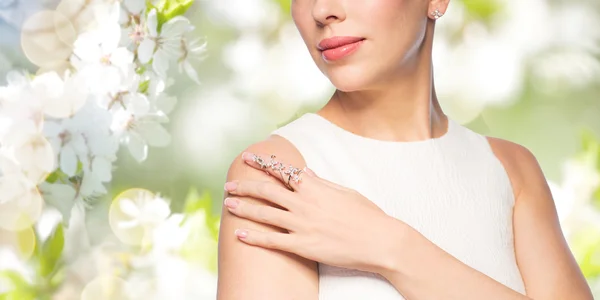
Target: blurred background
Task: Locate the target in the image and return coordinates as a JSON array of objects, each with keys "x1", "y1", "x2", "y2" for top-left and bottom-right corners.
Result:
[{"x1": 0, "y1": 0, "x2": 599, "y2": 298}]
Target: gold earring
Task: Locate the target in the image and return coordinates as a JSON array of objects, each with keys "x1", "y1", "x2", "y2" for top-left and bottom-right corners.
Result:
[{"x1": 431, "y1": 9, "x2": 443, "y2": 19}]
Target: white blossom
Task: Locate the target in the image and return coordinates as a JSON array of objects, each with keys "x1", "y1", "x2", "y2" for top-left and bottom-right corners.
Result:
[
  {"x1": 32, "y1": 70, "x2": 89, "y2": 119},
  {"x1": 138, "y1": 9, "x2": 193, "y2": 78},
  {"x1": 179, "y1": 36, "x2": 207, "y2": 84},
  {"x1": 43, "y1": 119, "x2": 88, "y2": 177},
  {"x1": 0, "y1": 1, "x2": 202, "y2": 296},
  {"x1": 117, "y1": 194, "x2": 170, "y2": 230},
  {"x1": 110, "y1": 93, "x2": 171, "y2": 162},
  {"x1": 120, "y1": 0, "x2": 146, "y2": 25},
  {"x1": 71, "y1": 20, "x2": 134, "y2": 95}
]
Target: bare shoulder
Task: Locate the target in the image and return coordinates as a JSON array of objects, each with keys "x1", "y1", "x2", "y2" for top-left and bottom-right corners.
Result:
[
  {"x1": 485, "y1": 136, "x2": 543, "y2": 199},
  {"x1": 217, "y1": 134, "x2": 318, "y2": 299},
  {"x1": 226, "y1": 134, "x2": 306, "y2": 182},
  {"x1": 486, "y1": 136, "x2": 593, "y2": 299}
]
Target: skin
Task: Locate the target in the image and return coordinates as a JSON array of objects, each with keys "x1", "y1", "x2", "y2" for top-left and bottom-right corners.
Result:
[{"x1": 217, "y1": 0, "x2": 594, "y2": 299}]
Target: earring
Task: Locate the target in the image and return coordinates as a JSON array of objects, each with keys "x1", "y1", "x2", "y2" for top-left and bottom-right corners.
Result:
[{"x1": 431, "y1": 8, "x2": 443, "y2": 19}]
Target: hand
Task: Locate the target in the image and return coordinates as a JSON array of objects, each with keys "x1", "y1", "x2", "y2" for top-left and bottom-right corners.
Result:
[{"x1": 223, "y1": 151, "x2": 405, "y2": 274}]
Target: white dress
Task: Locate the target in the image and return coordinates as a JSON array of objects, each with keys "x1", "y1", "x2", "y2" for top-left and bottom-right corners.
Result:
[{"x1": 270, "y1": 113, "x2": 527, "y2": 300}]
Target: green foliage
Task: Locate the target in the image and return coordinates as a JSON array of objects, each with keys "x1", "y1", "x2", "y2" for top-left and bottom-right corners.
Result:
[
  {"x1": 273, "y1": 0, "x2": 292, "y2": 16},
  {"x1": 572, "y1": 227, "x2": 600, "y2": 279},
  {"x1": 270, "y1": 0, "x2": 503, "y2": 23},
  {"x1": 147, "y1": 0, "x2": 194, "y2": 31},
  {"x1": 582, "y1": 129, "x2": 600, "y2": 170},
  {"x1": 37, "y1": 224, "x2": 64, "y2": 278},
  {"x1": 182, "y1": 187, "x2": 220, "y2": 241},
  {"x1": 581, "y1": 129, "x2": 600, "y2": 210},
  {"x1": 459, "y1": 0, "x2": 504, "y2": 21},
  {"x1": 44, "y1": 169, "x2": 69, "y2": 184},
  {"x1": 0, "y1": 225, "x2": 66, "y2": 299},
  {"x1": 0, "y1": 270, "x2": 36, "y2": 300},
  {"x1": 139, "y1": 79, "x2": 151, "y2": 94},
  {"x1": 571, "y1": 130, "x2": 600, "y2": 281},
  {"x1": 135, "y1": 65, "x2": 147, "y2": 75},
  {"x1": 179, "y1": 187, "x2": 220, "y2": 272}
]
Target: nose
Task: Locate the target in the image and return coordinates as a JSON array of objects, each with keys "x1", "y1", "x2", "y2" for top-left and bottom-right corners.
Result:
[{"x1": 312, "y1": 0, "x2": 346, "y2": 27}]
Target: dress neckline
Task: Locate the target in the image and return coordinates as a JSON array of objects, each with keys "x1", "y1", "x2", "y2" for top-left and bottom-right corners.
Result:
[{"x1": 304, "y1": 112, "x2": 456, "y2": 148}]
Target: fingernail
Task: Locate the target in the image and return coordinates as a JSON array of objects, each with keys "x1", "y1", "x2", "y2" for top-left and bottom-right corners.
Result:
[
  {"x1": 241, "y1": 152, "x2": 252, "y2": 162},
  {"x1": 224, "y1": 181, "x2": 238, "y2": 191},
  {"x1": 235, "y1": 229, "x2": 248, "y2": 239},
  {"x1": 224, "y1": 197, "x2": 239, "y2": 209}
]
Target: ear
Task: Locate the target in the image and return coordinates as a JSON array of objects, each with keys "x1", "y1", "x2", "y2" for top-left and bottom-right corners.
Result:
[{"x1": 428, "y1": 0, "x2": 450, "y2": 20}]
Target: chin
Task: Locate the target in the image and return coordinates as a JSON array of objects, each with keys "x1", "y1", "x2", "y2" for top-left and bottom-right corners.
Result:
[{"x1": 323, "y1": 64, "x2": 375, "y2": 92}]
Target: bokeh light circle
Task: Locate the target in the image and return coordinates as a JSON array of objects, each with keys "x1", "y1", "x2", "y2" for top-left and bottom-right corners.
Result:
[
  {"x1": 21, "y1": 10, "x2": 76, "y2": 68},
  {"x1": 109, "y1": 188, "x2": 158, "y2": 246},
  {"x1": 13, "y1": 133, "x2": 55, "y2": 184},
  {"x1": 0, "y1": 176, "x2": 44, "y2": 231},
  {"x1": 56, "y1": 0, "x2": 108, "y2": 34},
  {"x1": 81, "y1": 275, "x2": 130, "y2": 300},
  {"x1": 0, "y1": 227, "x2": 36, "y2": 260}
]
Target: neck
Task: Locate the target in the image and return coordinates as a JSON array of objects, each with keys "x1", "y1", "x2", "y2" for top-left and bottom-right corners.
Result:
[{"x1": 318, "y1": 22, "x2": 447, "y2": 142}]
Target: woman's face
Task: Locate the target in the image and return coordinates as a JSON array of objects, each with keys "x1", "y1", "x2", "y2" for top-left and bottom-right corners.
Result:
[{"x1": 291, "y1": 0, "x2": 439, "y2": 92}]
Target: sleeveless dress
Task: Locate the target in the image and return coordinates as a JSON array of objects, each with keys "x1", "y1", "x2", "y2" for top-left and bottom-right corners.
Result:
[{"x1": 270, "y1": 113, "x2": 527, "y2": 300}]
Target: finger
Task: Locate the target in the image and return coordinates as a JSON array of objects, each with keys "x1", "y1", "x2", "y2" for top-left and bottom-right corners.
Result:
[
  {"x1": 224, "y1": 197, "x2": 300, "y2": 230},
  {"x1": 234, "y1": 228, "x2": 294, "y2": 252},
  {"x1": 242, "y1": 152, "x2": 308, "y2": 191},
  {"x1": 224, "y1": 180, "x2": 300, "y2": 211}
]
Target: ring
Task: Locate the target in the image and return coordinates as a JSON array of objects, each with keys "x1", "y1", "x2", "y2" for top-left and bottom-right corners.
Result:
[
  {"x1": 250, "y1": 154, "x2": 304, "y2": 191},
  {"x1": 283, "y1": 165, "x2": 303, "y2": 191},
  {"x1": 253, "y1": 154, "x2": 269, "y2": 169}
]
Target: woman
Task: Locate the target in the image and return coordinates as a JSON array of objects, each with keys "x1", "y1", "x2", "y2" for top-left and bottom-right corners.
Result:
[{"x1": 217, "y1": 0, "x2": 593, "y2": 299}]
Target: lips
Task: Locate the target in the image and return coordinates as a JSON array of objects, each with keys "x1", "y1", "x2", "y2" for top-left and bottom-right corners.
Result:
[
  {"x1": 317, "y1": 36, "x2": 365, "y2": 62},
  {"x1": 317, "y1": 36, "x2": 365, "y2": 51}
]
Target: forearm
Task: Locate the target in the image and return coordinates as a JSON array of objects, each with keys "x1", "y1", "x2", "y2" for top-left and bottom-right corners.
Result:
[{"x1": 377, "y1": 218, "x2": 532, "y2": 300}]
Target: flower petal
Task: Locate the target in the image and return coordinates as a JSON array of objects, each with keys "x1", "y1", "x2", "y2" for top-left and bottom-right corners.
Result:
[
  {"x1": 72, "y1": 32, "x2": 102, "y2": 63},
  {"x1": 31, "y1": 72, "x2": 64, "y2": 100},
  {"x1": 119, "y1": 198, "x2": 140, "y2": 217},
  {"x1": 42, "y1": 121, "x2": 63, "y2": 137},
  {"x1": 118, "y1": 219, "x2": 140, "y2": 229},
  {"x1": 146, "y1": 197, "x2": 170, "y2": 220},
  {"x1": 91, "y1": 157, "x2": 112, "y2": 182},
  {"x1": 38, "y1": 182, "x2": 77, "y2": 224},
  {"x1": 182, "y1": 60, "x2": 200, "y2": 85},
  {"x1": 146, "y1": 9, "x2": 158, "y2": 38},
  {"x1": 138, "y1": 39, "x2": 156, "y2": 64},
  {"x1": 152, "y1": 49, "x2": 170, "y2": 78},
  {"x1": 60, "y1": 145, "x2": 78, "y2": 177},
  {"x1": 99, "y1": 23, "x2": 122, "y2": 55},
  {"x1": 124, "y1": 0, "x2": 146, "y2": 14},
  {"x1": 110, "y1": 47, "x2": 134, "y2": 69},
  {"x1": 79, "y1": 172, "x2": 107, "y2": 196},
  {"x1": 135, "y1": 121, "x2": 171, "y2": 147},
  {"x1": 161, "y1": 16, "x2": 191, "y2": 38},
  {"x1": 126, "y1": 93, "x2": 150, "y2": 115},
  {"x1": 127, "y1": 132, "x2": 148, "y2": 162},
  {"x1": 43, "y1": 73, "x2": 88, "y2": 118}
]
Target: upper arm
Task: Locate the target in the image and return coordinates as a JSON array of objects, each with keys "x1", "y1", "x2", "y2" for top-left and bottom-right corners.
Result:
[
  {"x1": 217, "y1": 135, "x2": 319, "y2": 299},
  {"x1": 486, "y1": 137, "x2": 593, "y2": 300}
]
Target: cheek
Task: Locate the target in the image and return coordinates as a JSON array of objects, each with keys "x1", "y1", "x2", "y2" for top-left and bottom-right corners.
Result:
[
  {"x1": 291, "y1": 5, "x2": 317, "y2": 55},
  {"x1": 364, "y1": 4, "x2": 428, "y2": 78},
  {"x1": 365, "y1": 0, "x2": 422, "y2": 47},
  {"x1": 355, "y1": 0, "x2": 406, "y2": 26}
]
